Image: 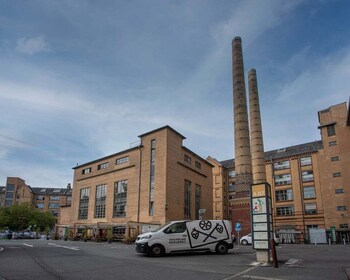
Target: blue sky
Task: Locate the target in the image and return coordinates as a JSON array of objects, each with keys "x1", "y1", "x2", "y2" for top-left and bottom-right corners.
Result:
[{"x1": 0, "y1": 0, "x2": 349, "y2": 188}]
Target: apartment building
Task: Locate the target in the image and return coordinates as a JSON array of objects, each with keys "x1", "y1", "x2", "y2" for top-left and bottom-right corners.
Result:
[
  {"x1": 57, "y1": 126, "x2": 213, "y2": 240},
  {"x1": 212, "y1": 102, "x2": 350, "y2": 244},
  {"x1": 1, "y1": 177, "x2": 72, "y2": 217}
]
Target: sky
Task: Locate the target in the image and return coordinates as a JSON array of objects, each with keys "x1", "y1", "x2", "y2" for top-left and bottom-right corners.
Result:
[{"x1": 0, "y1": 0, "x2": 349, "y2": 188}]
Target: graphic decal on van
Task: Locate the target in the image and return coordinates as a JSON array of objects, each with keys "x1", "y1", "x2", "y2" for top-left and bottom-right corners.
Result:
[{"x1": 187, "y1": 220, "x2": 230, "y2": 248}]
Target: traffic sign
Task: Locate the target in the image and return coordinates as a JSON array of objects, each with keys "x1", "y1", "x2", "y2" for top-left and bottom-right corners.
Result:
[{"x1": 235, "y1": 222, "x2": 241, "y2": 232}]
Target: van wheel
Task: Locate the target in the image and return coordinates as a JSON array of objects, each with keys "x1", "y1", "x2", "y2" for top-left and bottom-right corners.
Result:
[
  {"x1": 150, "y1": 244, "x2": 165, "y2": 257},
  {"x1": 215, "y1": 242, "x2": 228, "y2": 255},
  {"x1": 241, "y1": 239, "x2": 248, "y2": 245}
]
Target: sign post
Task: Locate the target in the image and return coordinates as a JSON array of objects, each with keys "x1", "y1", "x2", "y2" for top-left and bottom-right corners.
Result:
[
  {"x1": 235, "y1": 222, "x2": 241, "y2": 248},
  {"x1": 251, "y1": 182, "x2": 273, "y2": 262}
]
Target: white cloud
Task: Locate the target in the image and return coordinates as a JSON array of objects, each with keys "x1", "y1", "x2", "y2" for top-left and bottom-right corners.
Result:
[{"x1": 15, "y1": 35, "x2": 49, "y2": 55}]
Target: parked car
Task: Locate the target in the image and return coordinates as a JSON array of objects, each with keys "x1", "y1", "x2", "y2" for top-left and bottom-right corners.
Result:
[{"x1": 240, "y1": 233, "x2": 280, "y2": 245}]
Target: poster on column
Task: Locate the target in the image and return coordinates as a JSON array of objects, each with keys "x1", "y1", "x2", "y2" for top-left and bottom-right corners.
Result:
[{"x1": 252, "y1": 198, "x2": 266, "y2": 214}]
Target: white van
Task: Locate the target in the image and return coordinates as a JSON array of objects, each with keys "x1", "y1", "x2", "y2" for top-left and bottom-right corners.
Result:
[{"x1": 135, "y1": 220, "x2": 234, "y2": 257}]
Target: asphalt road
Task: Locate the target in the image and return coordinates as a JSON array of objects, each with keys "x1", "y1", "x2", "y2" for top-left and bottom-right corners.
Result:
[{"x1": 0, "y1": 239, "x2": 349, "y2": 280}]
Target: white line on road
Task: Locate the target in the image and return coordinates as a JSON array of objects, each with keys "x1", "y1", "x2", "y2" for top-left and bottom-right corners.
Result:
[
  {"x1": 222, "y1": 265, "x2": 259, "y2": 280},
  {"x1": 241, "y1": 275, "x2": 285, "y2": 280},
  {"x1": 48, "y1": 243, "x2": 80, "y2": 251},
  {"x1": 23, "y1": 243, "x2": 33, "y2": 247}
]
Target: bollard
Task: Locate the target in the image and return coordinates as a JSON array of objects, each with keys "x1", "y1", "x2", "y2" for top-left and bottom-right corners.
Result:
[{"x1": 270, "y1": 239, "x2": 278, "y2": 268}]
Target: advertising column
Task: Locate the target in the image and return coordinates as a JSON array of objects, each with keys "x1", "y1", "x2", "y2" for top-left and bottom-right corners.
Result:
[{"x1": 251, "y1": 182, "x2": 273, "y2": 262}]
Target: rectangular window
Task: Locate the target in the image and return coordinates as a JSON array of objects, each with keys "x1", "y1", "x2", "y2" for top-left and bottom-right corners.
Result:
[
  {"x1": 97, "y1": 162, "x2": 109, "y2": 170},
  {"x1": 276, "y1": 206, "x2": 294, "y2": 216},
  {"x1": 335, "y1": 189, "x2": 344, "y2": 194},
  {"x1": 37, "y1": 196, "x2": 45, "y2": 201},
  {"x1": 327, "y1": 124, "x2": 336, "y2": 136},
  {"x1": 300, "y1": 156, "x2": 312, "y2": 166},
  {"x1": 149, "y1": 139, "x2": 156, "y2": 216},
  {"x1": 228, "y1": 183, "x2": 235, "y2": 192},
  {"x1": 113, "y1": 180, "x2": 127, "y2": 217},
  {"x1": 78, "y1": 188, "x2": 90, "y2": 220},
  {"x1": 273, "y1": 160, "x2": 290, "y2": 170},
  {"x1": 303, "y1": 186, "x2": 316, "y2": 199},
  {"x1": 331, "y1": 156, "x2": 339, "y2": 162},
  {"x1": 50, "y1": 196, "x2": 60, "y2": 201},
  {"x1": 329, "y1": 141, "x2": 337, "y2": 146},
  {"x1": 184, "y1": 155, "x2": 192, "y2": 164},
  {"x1": 337, "y1": 206, "x2": 347, "y2": 211},
  {"x1": 333, "y1": 172, "x2": 342, "y2": 177},
  {"x1": 195, "y1": 185, "x2": 201, "y2": 219},
  {"x1": 195, "y1": 161, "x2": 201, "y2": 169},
  {"x1": 302, "y1": 171, "x2": 314, "y2": 182},
  {"x1": 274, "y1": 174, "x2": 292, "y2": 186},
  {"x1": 95, "y1": 185, "x2": 107, "y2": 218},
  {"x1": 6, "y1": 192, "x2": 14, "y2": 199},
  {"x1": 305, "y1": 203, "x2": 317, "y2": 214},
  {"x1": 184, "y1": 180, "x2": 191, "y2": 219},
  {"x1": 49, "y1": 203, "x2": 59, "y2": 209},
  {"x1": 6, "y1": 184, "x2": 15, "y2": 191},
  {"x1": 228, "y1": 170, "x2": 236, "y2": 178},
  {"x1": 36, "y1": 203, "x2": 45, "y2": 209},
  {"x1": 82, "y1": 167, "x2": 92, "y2": 174},
  {"x1": 116, "y1": 156, "x2": 129, "y2": 165},
  {"x1": 275, "y1": 189, "x2": 293, "y2": 201}
]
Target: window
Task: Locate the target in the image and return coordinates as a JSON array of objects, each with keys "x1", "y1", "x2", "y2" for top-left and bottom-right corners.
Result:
[
  {"x1": 40, "y1": 189, "x2": 46, "y2": 192},
  {"x1": 36, "y1": 203, "x2": 45, "y2": 209},
  {"x1": 195, "y1": 161, "x2": 201, "y2": 169},
  {"x1": 50, "y1": 196, "x2": 60, "y2": 201},
  {"x1": 331, "y1": 156, "x2": 339, "y2": 162},
  {"x1": 149, "y1": 139, "x2": 156, "y2": 216},
  {"x1": 228, "y1": 183, "x2": 235, "y2": 192},
  {"x1": 329, "y1": 141, "x2": 337, "y2": 146},
  {"x1": 37, "y1": 196, "x2": 45, "y2": 201},
  {"x1": 113, "y1": 180, "x2": 127, "y2": 217},
  {"x1": 327, "y1": 124, "x2": 336, "y2": 136},
  {"x1": 184, "y1": 155, "x2": 192, "y2": 164},
  {"x1": 337, "y1": 206, "x2": 347, "y2": 211},
  {"x1": 303, "y1": 186, "x2": 316, "y2": 199},
  {"x1": 275, "y1": 189, "x2": 293, "y2": 201},
  {"x1": 97, "y1": 162, "x2": 109, "y2": 170},
  {"x1": 305, "y1": 203, "x2": 317, "y2": 214},
  {"x1": 276, "y1": 206, "x2": 294, "y2": 216},
  {"x1": 116, "y1": 156, "x2": 129, "y2": 165},
  {"x1": 184, "y1": 180, "x2": 191, "y2": 219},
  {"x1": 340, "y1": 224, "x2": 349, "y2": 229},
  {"x1": 51, "y1": 211, "x2": 59, "y2": 217},
  {"x1": 195, "y1": 185, "x2": 201, "y2": 219},
  {"x1": 95, "y1": 184, "x2": 107, "y2": 218},
  {"x1": 6, "y1": 192, "x2": 14, "y2": 199},
  {"x1": 78, "y1": 188, "x2": 90, "y2": 220},
  {"x1": 300, "y1": 157, "x2": 312, "y2": 166},
  {"x1": 166, "y1": 222, "x2": 187, "y2": 234},
  {"x1": 112, "y1": 226, "x2": 126, "y2": 235},
  {"x1": 82, "y1": 168, "x2": 91, "y2": 174},
  {"x1": 333, "y1": 172, "x2": 342, "y2": 177},
  {"x1": 335, "y1": 189, "x2": 344, "y2": 194},
  {"x1": 302, "y1": 171, "x2": 314, "y2": 182},
  {"x1": 49, "y1": 203, "x2": 59, "y2": 209},
  {"x1": 53, "y1": 189, "x2": 61, "y2": 193},
  {"x1": 228, "y1": 170, "x2": 236, "y2": 178},
  {"x1": 275, "y1": 174, "x2": 291, "y2": 186},
  {"x1": 273, "y1": 160, "x2": 290, "y2": 170}
]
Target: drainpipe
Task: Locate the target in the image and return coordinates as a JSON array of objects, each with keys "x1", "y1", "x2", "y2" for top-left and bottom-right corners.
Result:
[{"x1": 137, "y1": 145, "x2": 142, "y2": 223}]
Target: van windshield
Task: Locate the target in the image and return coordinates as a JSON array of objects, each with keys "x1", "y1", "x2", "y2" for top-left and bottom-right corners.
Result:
[{"x1": 151, "y1": 221, "x2": 173, "y2": 232}]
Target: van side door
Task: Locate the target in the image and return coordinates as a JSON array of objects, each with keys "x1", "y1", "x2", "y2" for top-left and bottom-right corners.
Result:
[{"x1": 163, "y1": 222, "x2": 189, "y2": 252}]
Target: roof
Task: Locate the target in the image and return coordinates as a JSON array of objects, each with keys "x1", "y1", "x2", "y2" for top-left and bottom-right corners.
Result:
[
  {"x1": 220, "y1": 140, "x2": 323, "y2": 168},
  {"x1": 32, "y1": 188, "x2": 72, "y2": 195},
  {"x1": 138, "y1": 125, "x2": 186, "y2": 140}
]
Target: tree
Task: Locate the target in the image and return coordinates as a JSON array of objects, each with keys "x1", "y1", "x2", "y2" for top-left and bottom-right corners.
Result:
[{"x1": 0, "y1": 203, "x2": 57, "y2": 232}]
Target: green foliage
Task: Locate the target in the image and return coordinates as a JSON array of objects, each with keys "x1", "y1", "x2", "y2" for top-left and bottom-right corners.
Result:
[{"x1": 0, "y1": 203, "x2": 57, "y2": 232}]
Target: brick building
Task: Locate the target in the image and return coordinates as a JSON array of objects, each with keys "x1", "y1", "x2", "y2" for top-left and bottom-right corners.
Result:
[
  {"x1": 211, "y1": 102, "x2": 350, "y2": 244},
  {"x1": 56, "y1": 126, "x2": 213, "y2": 240},
  {"x1": 1, "y1": 177, "x2": 72, "y2": 217}
]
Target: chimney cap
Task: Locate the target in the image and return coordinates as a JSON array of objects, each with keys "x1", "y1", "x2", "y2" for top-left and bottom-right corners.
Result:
[
  {"x1": 248, "y1": 69, "x2": 257, "y2": 76},
  {"x1": 232, "y1": 37, "x2": 242, "y2": 44}
]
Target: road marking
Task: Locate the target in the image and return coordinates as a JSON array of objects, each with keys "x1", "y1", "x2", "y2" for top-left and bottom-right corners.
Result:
[
  {"x1": 48, "y1": 243, "x2": 80, "y2": 251},
  {"x1": 23, "y1": 243, "x2": 33, "y2": 247},
  {"x1": 241, "y1": 275, "x2": 285, "y2": 280},
  {"x1": 284, "y1": 259, "x2": 302, "y2": 266},
  {"x1": 0, "y1": 247, "x2": 4, "y2": 252},
  {"x1": 222, "y1": 265, "x2": 259, "y2": 279}
]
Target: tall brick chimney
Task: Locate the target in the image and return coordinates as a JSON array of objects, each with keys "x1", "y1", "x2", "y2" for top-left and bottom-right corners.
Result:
[
  {"x1": 232, "y1": 37, "x2": 253, "y2": 191},
  {"x1": 248, "y1": 69, "x2": 266, "y2": 183}
]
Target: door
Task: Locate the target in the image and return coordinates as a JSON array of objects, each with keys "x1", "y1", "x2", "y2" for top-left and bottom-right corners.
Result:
[{"x1": 162, "y1": 222, "x2": 189, "y2": 252}]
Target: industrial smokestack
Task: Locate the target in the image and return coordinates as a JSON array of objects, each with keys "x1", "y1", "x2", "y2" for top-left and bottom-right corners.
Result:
[
  {"x1": 232, "y1": 37, "x2": 253, "y2": 192},
  {"x1": 248, "y1": 69, "x2": 266, "y2": 183}
]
